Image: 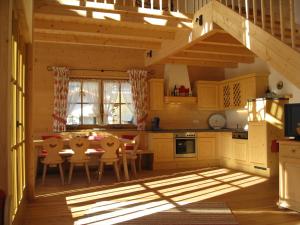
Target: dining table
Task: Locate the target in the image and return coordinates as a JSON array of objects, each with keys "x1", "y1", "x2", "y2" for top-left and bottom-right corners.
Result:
[{"x1": 32, "y1": 136, "x2": 133, "y2": 184}]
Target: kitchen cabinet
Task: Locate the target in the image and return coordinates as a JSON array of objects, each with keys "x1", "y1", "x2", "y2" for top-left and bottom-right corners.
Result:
[
  {"x1": 279, "y1": 141, "x2": 300, "y2": 212},
  {"x1": 232, "y1": 139, "x2": 248, "y2": 163},
  {"x1": 148, "y1": 133, "x2": 173, "y2": 162},
  {"x1": 219, "y1": 73, "x2": 268, "y2": 110},
  {"x1": 196, "y1": 81, "x2": 219, "y2": 110},
  {"x1": 197, "y1": 137, "x2": 216, "y2": 160},
  {"x1": 149, "y1": 79, "x2": 164, "y2": 110},
  {"x1": 218, "y1": 132, "x2": 233, "y2": 159}
]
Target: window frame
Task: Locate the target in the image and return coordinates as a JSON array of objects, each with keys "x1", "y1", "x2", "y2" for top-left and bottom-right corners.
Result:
[{"x1": 66, "y1": 78, "x2": 136, "y2": 130}]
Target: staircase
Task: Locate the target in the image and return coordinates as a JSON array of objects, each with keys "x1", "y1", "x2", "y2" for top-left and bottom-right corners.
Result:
[{"x1": 216, "y1": 0, "x2": 300, "y2": 51}]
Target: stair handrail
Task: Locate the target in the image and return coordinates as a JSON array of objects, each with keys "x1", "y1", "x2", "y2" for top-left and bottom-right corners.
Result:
[{"x1": 214, "y1": 0, "x2": 297, "y2": 50}]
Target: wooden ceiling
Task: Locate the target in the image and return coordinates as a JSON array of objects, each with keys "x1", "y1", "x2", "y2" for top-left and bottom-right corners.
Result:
[
  {"x1": 34, "y1": 0, "x2": 256, "y2": 68},
  {"x1": 34, "y1": 0, "x2": 192, "y2": 50}
]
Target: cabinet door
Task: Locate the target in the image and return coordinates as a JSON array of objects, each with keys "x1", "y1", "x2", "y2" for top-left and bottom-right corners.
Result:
[
  {"x1": 249, "y1": 122, "x2": 267, "y2": 166},
  {"x1": 233, "y1": 139, "x2": 248, "y2": 163},
  {"x1": 197, "y1": 83, "x2": 219, "y2": 110},
  {"x1": 149, "y1": 79, "x2": 164, "y2": 110},
  {"x1": 197, "y1": 137, "x2": 216, "y2": 160},
  {"x1": 220, "y1": 83, "x2": 231, "y2": 109},
  {"x1": 231, "y1": 81, "x2": 242, "y2": 108},
  {"x1": 240, "y1": 77, "x2": 256, "y2": 109},
  {"x1": 219, "y1": 133, "x2": 232, "y2": 159},
  {"x1": 279, "y1": 157, "x2": 300, "y2": 210},
  {"x1": 152, "y1": 138, "x2": 174, "y2": 162}
]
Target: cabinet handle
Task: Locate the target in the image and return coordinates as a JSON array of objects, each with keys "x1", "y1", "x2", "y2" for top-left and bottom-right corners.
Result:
[{"x1": 292, "y1": 149, "x2": 296, "y2": 153}]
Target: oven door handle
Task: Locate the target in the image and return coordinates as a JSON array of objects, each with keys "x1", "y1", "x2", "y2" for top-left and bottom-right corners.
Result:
[{"x1": 175, "y1": 137, "x2": 196, "y2": 140}]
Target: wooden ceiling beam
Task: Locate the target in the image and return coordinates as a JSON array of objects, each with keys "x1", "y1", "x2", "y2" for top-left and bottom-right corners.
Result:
[
  {"x1": 34, "y1": 19, "x2": 175, "y2": 42},
  {"x1": 34, "y1": 32, "x2": 161, "y2": 50},
  {"x1": 163, "y1": 58, "x2": 238, "y2": 68},
  {"x1": 174, "y1": 52, "x2": 255, "y2": 63}
]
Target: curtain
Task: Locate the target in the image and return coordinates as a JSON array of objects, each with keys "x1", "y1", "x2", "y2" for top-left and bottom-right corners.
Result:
[
  {"x1": 121, "y1": 81, "x2": 135, "y2": 124},
  {"x1": 52, "y1": 66, "x2": 70, "y2": 132},
  {"x1": 127, "y1": 69, "x2": 148, "y2": 130},
  {"x1": 103, "y1": 81, "x2": 119, "y2": 124}
]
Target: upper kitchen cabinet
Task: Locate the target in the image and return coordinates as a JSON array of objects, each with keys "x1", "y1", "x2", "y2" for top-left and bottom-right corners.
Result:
[
  {"x1": 219, "y1": 73, "x2": 269, "y2": 110},
  {"x1": 149, "y1": 79, "x2": 164, "y2": 110},
  {"x1": 196, "y1": 81, "x2": 219, "y2": 110}
]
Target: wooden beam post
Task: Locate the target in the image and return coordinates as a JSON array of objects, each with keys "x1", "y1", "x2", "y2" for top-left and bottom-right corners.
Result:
[{"x1": 238, "y1": 0, "x2": 242, "y2": 14}]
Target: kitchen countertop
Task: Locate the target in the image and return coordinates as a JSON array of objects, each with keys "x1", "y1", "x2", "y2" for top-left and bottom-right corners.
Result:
[{"x1": 147, "y1": 128, "x2": 239, "y2": 133}]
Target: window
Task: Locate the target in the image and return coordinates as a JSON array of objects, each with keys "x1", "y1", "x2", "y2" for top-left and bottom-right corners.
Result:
[{"x1": 67, "y1": 79, "x2": 134, "y2": 126}]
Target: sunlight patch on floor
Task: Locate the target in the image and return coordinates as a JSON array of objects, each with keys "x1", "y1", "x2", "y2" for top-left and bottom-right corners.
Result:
[{"x1": 64, "y1": 168, "x2": 268, "y2": 225}]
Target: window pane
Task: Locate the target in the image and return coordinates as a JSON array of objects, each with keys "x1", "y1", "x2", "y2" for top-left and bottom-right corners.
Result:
[
  {"x1": 121, "y1": 81, "x2": 132, "y2": 103},
  {"x1": 68, "y1": 81, "x2": 81, "y2": 103},
  {"x1": 103, "y1": 81, "x2": 120, "y2": 103},
  {"x1": 121, "y1": 104, "x2": 134, "y2": 124},
  {"x1": 82, "y1": 103, "x2": 100, "y2": 125},
  {"x1": 103, "y1": 103, "x2": 120, "y2": 124},
  {"x1": 82, "y1": 81, "x2": 99, "y2": 103},
  {"x1": 67, "y1": 104, "x2": 81, "y2": 125}
]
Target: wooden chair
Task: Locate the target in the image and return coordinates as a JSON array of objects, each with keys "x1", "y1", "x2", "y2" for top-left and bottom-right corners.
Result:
[
  {"x1": 68, "y1": 137, "x2": 91, "y2": 184},
  {"x1": 120, "y1": 135, "x2": 141, "y2": 177},
  {"x1": 41, "y1": 137, "x2": 64, "y2": 185},
  {"x1": 98, "y1": 136, "x2": 121, "y2": 182}
]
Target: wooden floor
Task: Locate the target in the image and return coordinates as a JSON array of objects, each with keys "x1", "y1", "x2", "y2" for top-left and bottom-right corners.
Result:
[{"x1": 25, "y1": 167, "x2": 300, "y2": 225}]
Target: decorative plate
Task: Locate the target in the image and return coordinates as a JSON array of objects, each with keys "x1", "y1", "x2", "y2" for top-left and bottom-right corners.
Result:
[{"x1": 208, "y1": 113, "x2": 226, "y2": 129}]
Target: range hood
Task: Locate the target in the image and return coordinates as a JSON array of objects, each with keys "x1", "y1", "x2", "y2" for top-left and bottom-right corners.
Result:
[{"x1": 164, "y1": 64, "x2": 191, "y2": 95}]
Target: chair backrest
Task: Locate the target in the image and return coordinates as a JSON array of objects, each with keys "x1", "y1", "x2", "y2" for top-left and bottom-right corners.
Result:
[
  {"x1": 132, "y1": 135, "x2": 141, "y2": 155},
  {"x1": 100, "y1": 136, "x2": 120, "y2": 160},
  {"x1": 69, "y1": 137, "x2": 89, "y2": 162},
  {"x1": 42, "y1": 137, "x2": 63, "y2": 163}
]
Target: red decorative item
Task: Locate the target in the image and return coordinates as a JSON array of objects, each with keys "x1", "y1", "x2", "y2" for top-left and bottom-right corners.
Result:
[{"x1": 271, "y1": 140, "x2": 279, "y2": 152}]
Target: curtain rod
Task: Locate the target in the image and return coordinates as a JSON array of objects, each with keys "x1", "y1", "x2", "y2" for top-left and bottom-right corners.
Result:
[{"x1": 47, "y1": 66, "x2": 127, "y2": 73}]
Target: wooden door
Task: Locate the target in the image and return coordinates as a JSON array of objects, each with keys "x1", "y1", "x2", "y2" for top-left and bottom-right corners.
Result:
[
  {"x1": 249, "y1": 122, "x2": 267, "y2": 166},
  {"x1": 197, "y1": 137, "x2": 216, "y2": 160}
]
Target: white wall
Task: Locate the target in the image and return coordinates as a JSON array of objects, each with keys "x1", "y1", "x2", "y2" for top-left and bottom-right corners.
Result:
[{"x1": 224, "y1": 57, "x2": 300, "y2": 128}]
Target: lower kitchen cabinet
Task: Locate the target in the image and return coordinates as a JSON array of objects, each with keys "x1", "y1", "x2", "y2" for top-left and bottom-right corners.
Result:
[
  {"x1": 218, "y1": 132, "x2": 233, "y2": 159},
  {"x1": 279, "y1": 141, "x2": 300, "y2": 212},
  {"x1": 148, "y1": 133, "x2": 174, "y2": 163},
  {"x1": 197, "y1": 137, "x2": 216, "y2": 160},
  {"x1": 233, "y1": 139, "x2": 248, "y2": 163}
]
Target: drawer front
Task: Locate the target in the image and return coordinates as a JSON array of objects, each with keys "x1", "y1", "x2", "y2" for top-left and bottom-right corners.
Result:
[{"x1": 280, "y1": 145, "x2": 300, "y2": 159}]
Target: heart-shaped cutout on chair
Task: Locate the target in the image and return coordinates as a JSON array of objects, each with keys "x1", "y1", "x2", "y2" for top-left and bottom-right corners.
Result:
[
  {"x1": 76, "y1": 143, "x2": 83, "y2": 147},
  {"x1": 49, "y1": 144, "x2": 57, "y2": 148},
  {"x1": 106, "y1": 142, "x2": 115, "y2": 147}
]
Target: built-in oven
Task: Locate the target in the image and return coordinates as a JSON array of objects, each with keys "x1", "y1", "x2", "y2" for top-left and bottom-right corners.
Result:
[{"x1": 174, "y1": 132, "x2": 197, "y2": 158}]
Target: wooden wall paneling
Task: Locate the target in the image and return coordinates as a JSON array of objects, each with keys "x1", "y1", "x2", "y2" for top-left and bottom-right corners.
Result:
[{"x1": 0, "y1": 0, "x2": 12, "y2": 196}]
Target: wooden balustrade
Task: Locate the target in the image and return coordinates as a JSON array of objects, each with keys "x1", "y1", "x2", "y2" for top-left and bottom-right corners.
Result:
[{"x1": 216, "y1": 0, "x2": 298, "y2": 50}]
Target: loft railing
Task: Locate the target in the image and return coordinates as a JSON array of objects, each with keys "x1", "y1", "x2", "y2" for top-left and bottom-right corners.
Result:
[
  {"x1": 214, "y1": 0, "x2": 299, "y2": 50},
  {"x1": 83, "y1": 0, "x2": 212, "y2": 14}
]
